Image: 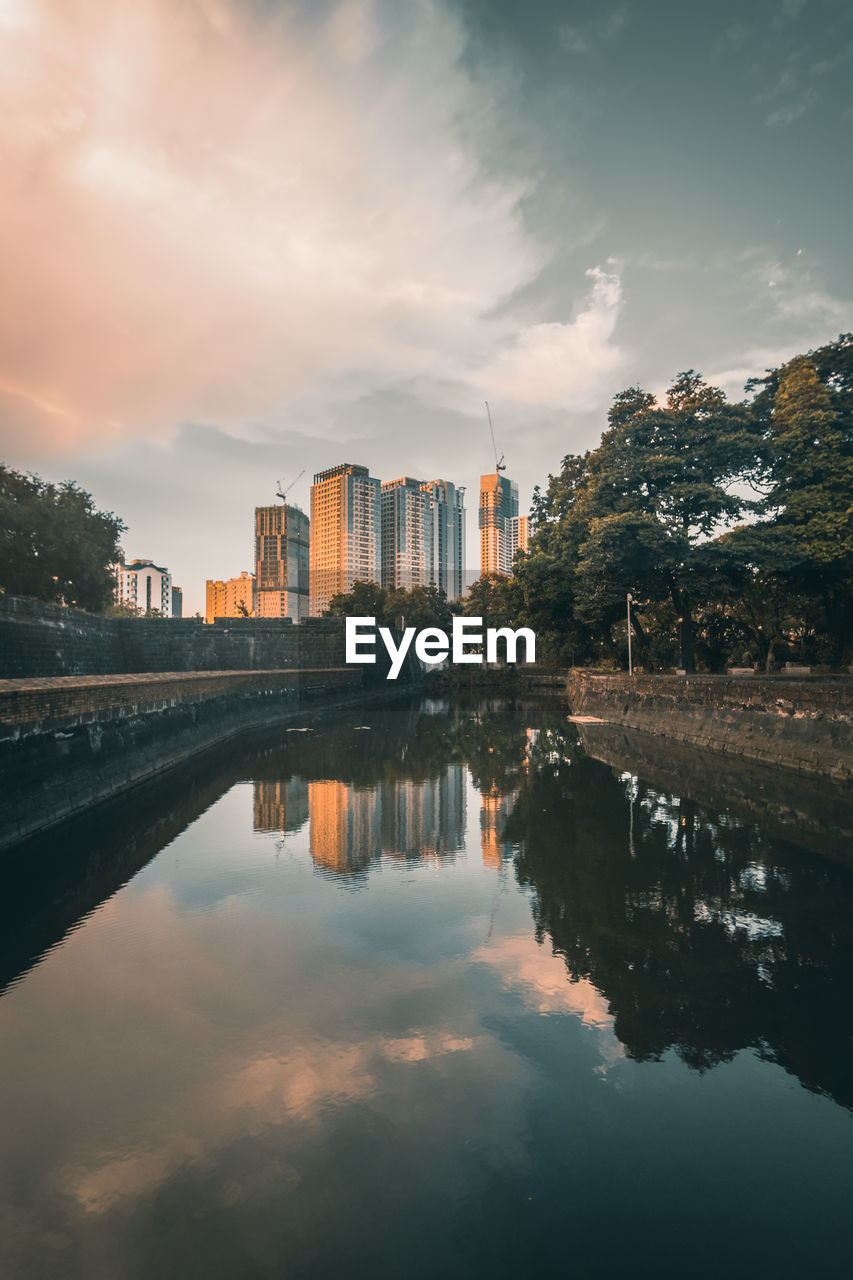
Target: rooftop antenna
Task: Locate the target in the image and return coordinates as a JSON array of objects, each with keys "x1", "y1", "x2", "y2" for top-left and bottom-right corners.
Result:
[
  {"x1": 485, "y1": 401, "x2": 506, "y2": 472},
  {"x1": 276, "y1": 468, "x2": 305, "y2": 501}
]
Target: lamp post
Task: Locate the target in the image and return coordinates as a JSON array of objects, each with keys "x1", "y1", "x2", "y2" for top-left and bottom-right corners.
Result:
[{"x1": 627, "y1": 592, "x2": 633, "y2": 676}]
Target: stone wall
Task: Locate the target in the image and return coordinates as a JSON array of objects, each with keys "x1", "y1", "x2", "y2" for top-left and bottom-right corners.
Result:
[
  {"x1": 0, "y1": 594, "x2": 350, "y2": 677},
  {"x1": 574, "y1": 718, "x2": 853, "y2": 865},
  {"x1": 567, "y1": 671, "x2": 853, "y2": 781},
  {"x1": 0, "y1": 668, "x2": 364, "y2": 850}
]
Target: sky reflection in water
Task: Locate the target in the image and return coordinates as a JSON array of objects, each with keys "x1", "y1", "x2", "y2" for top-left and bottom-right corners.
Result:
[{"x1": 1, "y1": 698, "x2": 852, "y2": 1279}]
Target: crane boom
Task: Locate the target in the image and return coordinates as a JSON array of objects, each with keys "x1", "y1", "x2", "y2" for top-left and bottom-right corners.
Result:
[
  {"x1": 276, "y1": 468, "x2": 305, "y2": 501},
  {"x1": 485, "y1": 401, "x2": 506, "y2": 471}
]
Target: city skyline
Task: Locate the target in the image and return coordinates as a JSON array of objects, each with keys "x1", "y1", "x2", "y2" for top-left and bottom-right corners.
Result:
[
  {"x1": 2, "y1": 0, "x2": 852, "y2": 614},
  {"x1": 160, "y1": 457, "x2": 474, "y2": 618}
]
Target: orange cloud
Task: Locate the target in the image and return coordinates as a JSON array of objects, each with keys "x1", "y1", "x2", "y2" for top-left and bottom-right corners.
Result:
[{"x1": 0, "y1": 0, "x2": 624, "y2": 458}]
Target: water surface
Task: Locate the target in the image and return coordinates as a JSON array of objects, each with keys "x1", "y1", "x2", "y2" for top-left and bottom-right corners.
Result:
[{"x1": 1, "y1": 697, "x2": 852, "y2": 1279}]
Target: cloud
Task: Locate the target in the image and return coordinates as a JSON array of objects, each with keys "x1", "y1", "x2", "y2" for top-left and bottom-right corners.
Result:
[
  {"x1": 558, "y1": 5, "x2": 630, "y2": 55},
  {"x1": 472, "y1": 931, "x2": 614, "y2": 1025},
  {"x1": 766, "y1": 88, "x2": 818, "y2": 126},
  {"x1": 472, "y1": 930, "x2": 625, "y2": 1072},
  {"x1": 0, "y1": 0, "x2": 565, "y2": 455},
  {"x1": 472, "y1": 265, "x2": 625, "y2": 409}
]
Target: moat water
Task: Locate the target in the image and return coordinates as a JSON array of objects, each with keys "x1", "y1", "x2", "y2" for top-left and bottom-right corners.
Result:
[{"x1": 1, "y1": 697, "x2": 852, "y2": 1279}]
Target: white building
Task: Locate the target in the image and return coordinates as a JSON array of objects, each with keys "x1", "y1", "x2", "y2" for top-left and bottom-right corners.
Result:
[{"x1": 115, "y1": 559, "x2": 173, "y2": 616}]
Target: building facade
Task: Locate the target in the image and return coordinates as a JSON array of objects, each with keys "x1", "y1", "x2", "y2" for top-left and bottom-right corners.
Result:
[
  {"x1": 115, "y1": 559, "x2": 173, "y2": 616},
  {"x1": 171, "y1": 586, "x2": 183, "y2": 618},
  {"x1": 205, "y1": 570, "x2": 254, "y2": 623},
  {"x1": 255, "y1": 503, "x2": 310, "y2": 620},
  {"x1": 380, "y1": 477, "x2": 433, "y2": 591},
  {"x1": 421, "y1": 478, "x2": 466, "y2": 601},
  {"x1": 309, "y1": 463, "x2": 381, "y2": 615},
  {"x1": 479, "y1": 473, "x2": 520, "y2": 576},
  {"x1": 507, "y1": 514, "x2": 529, "y2": 563}
]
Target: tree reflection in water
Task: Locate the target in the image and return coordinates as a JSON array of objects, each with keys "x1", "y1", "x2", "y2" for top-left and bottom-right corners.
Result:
[
  {"x1": 499, "y1": 710, "x2": 853, "y2": 1111},
  {"x1": 6, "y1": 694, "x2": 852, "y2": 1113}
]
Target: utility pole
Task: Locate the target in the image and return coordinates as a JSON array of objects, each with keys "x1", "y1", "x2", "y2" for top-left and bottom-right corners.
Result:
[{"x1": 627, "y1": 592, "x2": 634, "y2": 675}]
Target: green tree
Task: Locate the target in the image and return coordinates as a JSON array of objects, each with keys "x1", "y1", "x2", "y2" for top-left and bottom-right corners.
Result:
[
  {"x1": 326, "y1": 581, "x2": 452, "y2": 632},
  {"x1": 326, "y1": 580, "x2": 387, "y2": 618},
  {"x1": 0, "y1": 466, "x2": 125, "y2": 611},
  {"x1": 456, "y1": 573, "x2": 514, "y2": 629},
  {"x1": 735, "y1": 357, "x2": 853, "y2": 662},
  {"x1": 384, "y1": 584, "x2": 452, "y2": 630},
  {"x1": 575, "y1": 373, "x2": 760, "y2": 670}
]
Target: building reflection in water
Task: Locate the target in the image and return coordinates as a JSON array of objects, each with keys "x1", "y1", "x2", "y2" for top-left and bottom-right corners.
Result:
[
  {"x1": 253, "y1": 779, "x2": 309, "y2": 836},
  {"x1": 309, "y1": 780, "x2": 383, "y2": 876},
  {"x1": 480, "y1": 788, "x2": 516, "y2": 870},
  {"x1": 254, "y1": 767, "x2": 470, "y2": 879},
  {"x1": 382, "y1": 769, "x2": 466, "y2": 864},
  {"x1": 479, "y1": 729, "x2": 535, "y2": 869}
]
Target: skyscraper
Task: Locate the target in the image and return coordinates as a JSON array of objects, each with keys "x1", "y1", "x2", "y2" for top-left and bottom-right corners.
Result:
[
  {"x1": 309, "y1": 463, "x2": 381, "y2": 615},
  {"x1": 255, "y1": 503, "x2": 310, "y2": 620},
  {"x1": 479, "y1": 472, "x2": 519, "y2": 576},
  {"x1": 381, "y1": 477, "x2": 433, "y2": 590},
  {"x1": 421, "y1": 479, "x2": 466, "y2": 601},
  {"x1": 507, "y1": 514, "x2": 529, "y2": 562}
]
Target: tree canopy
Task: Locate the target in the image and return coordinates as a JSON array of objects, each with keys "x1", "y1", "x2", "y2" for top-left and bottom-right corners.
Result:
[
  {"x1": 326, "y1": 582, "x2": 452, "y2": 631},
  {"x1": 511, "y1": 335, "x2": 853, "y2": 670},
  {"x1": 0, "y1": 466, "x2": 126, "y2": 611}
]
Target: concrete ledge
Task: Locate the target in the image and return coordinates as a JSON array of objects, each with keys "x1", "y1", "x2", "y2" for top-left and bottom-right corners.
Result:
[
  {"x1": 0, "y1": 668, "x2": 367, "y2": 851},
  {"x1": 0, "y1": 669, "x2": 355, "y2": 735},
  {"x1": 567, "y1": 671, "x2": 853, "y2": 781}
]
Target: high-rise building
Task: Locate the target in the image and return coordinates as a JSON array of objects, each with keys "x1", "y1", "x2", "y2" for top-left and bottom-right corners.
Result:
[
  {"x1": 507, "y1": 514, "x2": 529, "y2": 562},
  {"x1": 171, "y1": 585, "x2": 183, "y2": 617},
  {"x1": 420, "y1": 479, "x2": 466, "y2": 601},
  {"x1": 254, "y1": 504, "x2": 310, "y2": 620},
  {"x1": 479, "y1": 473, "x2": 520, "y2": 576},
  {"x1": 381, "y1": 477, "x2": 433, "y2": 591},
  {"x1": 205, "y1": 570, "x2": 254, "y2": 623},
  {"x1": 309, "y1": 463, "x2": 381, "y2": 615},
  {"x1": 115, "y1": 559, "x2": 173, "y2": 616}
]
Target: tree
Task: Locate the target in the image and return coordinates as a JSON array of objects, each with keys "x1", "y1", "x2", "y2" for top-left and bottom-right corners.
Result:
[
  {"x1": 326, "y1": 581, "x2": 452, "y2": 631},
  {"x1": 456, "y1": 573, "x2": 514, "y2": 629},
  {"x1": 0, "y1": 466, "x2": 125, "y2": 611},
  {"x1": 326, "y1": 580, "x2": 387, "y2": 618},
  {"x1": 384, "y1": 585, "x2": 452, "y2": 630},
  {"x1": 575, "y1": 373, "x2": 761, "y2": 670},
  {"x1": 740, "y1": 357, "x2": 853, "y2": 662}
]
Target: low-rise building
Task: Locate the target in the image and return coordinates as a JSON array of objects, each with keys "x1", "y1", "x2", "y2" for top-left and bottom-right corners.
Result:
[
  {"x1": 205, "y1": 571, "x2": 255, "y2": 623},
  {"x1": 115, "y1": 559, "x2": 173, "y2": 616}
]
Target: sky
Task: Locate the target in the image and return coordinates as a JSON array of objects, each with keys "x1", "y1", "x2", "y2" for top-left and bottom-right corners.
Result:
[{"x1": 2, "y1": 0, "x2": 852, "y2": 613}]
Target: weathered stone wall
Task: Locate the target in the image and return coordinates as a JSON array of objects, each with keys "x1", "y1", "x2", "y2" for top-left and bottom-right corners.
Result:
[
  {"x1": 0, "y1": 668, "x2": 364, "y2": 850},
  {"x1": 567, "y1": 671, "x2": 853, "y2": 781},
  {"x1": 0, "y1": 594, "x2": 350, "y2": 677},
  {"x1": 574, "y1": 718, "x2": 853, "y2": 865},
  {"x1": 0, "y1": 595, "x2": 123, "y2": 676}
]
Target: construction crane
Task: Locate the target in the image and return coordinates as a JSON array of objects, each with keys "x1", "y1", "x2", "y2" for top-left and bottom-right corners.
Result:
[
  {"x1": 485, "y1": 401, "x2": 506, "y2": 472},
  {"x1": 275, "y1": 468, "x2": 305, "y2": 501}
]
